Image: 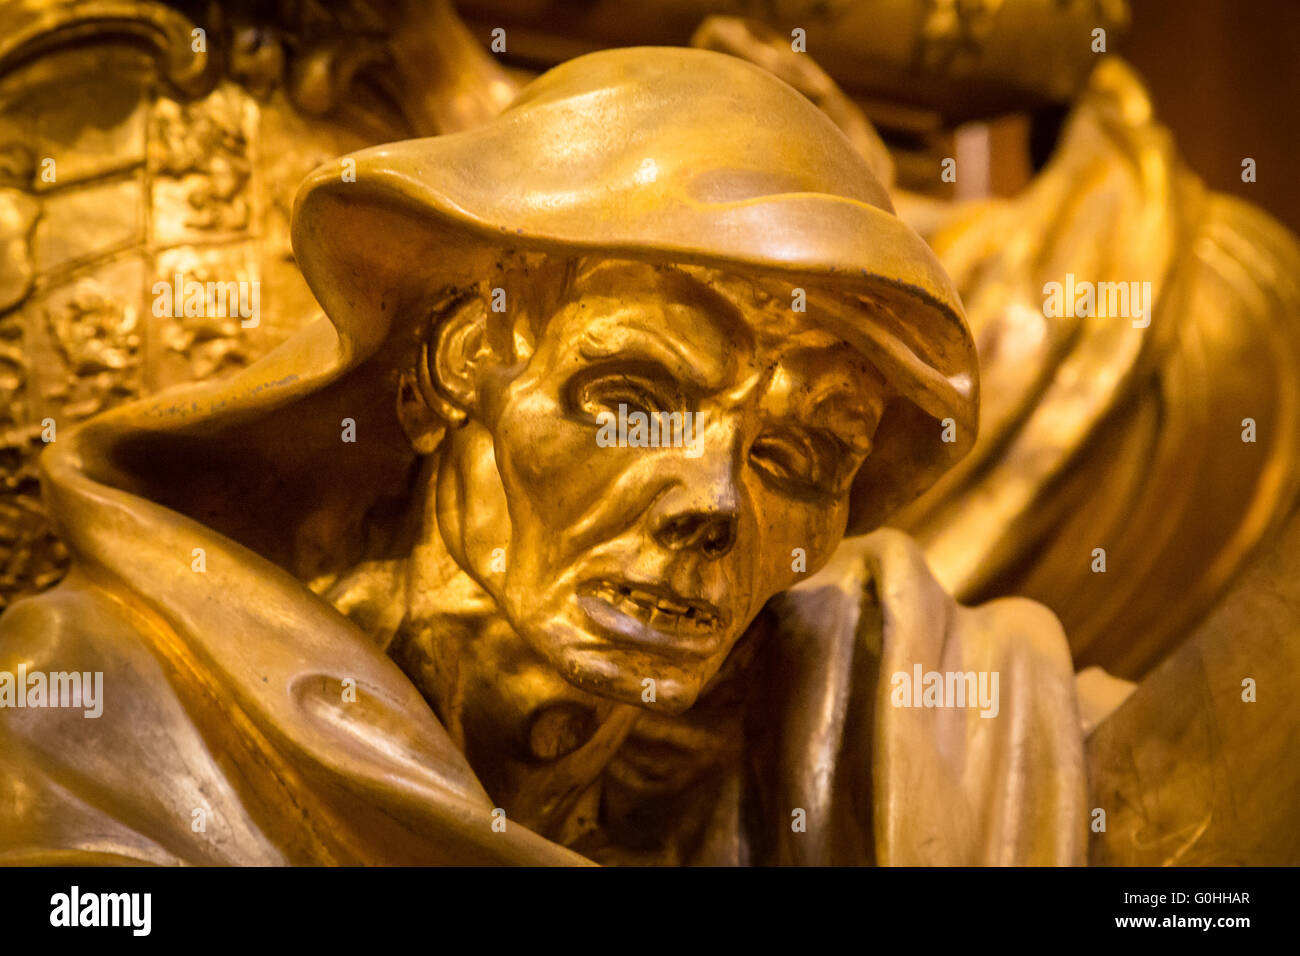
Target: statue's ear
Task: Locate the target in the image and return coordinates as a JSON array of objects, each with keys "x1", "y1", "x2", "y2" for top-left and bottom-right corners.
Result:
[
  {"x1": 396, "y1": 365, "x2": 445, "y2": 455},
  {"x1": 397, "y1": 296, "x2": 487, "y2": 454}
]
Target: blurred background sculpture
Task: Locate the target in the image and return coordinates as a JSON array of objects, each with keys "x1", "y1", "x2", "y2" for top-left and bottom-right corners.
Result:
[{"x1": 0, "y1": 0, "x2": 1297, "y2": 865}]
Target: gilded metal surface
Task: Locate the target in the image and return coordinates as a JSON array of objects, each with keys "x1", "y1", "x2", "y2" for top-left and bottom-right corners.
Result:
[
  {"x1": 0, "y1": 0, "x2": 1296, "y2": 866},
  {"x1": 0, "y1": 0, "x2": 516, "y2": 611}
]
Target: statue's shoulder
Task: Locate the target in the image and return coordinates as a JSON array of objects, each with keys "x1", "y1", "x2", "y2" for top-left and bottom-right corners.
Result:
[{"x1": 754, "y1": 528, "x2": 1088, "y2": 864}]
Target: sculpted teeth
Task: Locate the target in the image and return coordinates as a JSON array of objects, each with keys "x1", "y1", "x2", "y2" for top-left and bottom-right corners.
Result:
[{"x1": 588, "y1": 580, "x2": 718, "y2": 631}]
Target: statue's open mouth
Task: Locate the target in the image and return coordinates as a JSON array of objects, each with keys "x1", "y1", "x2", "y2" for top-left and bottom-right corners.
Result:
[{"x1": 576, "y1": 577, "x2": 723, "y2": 653}]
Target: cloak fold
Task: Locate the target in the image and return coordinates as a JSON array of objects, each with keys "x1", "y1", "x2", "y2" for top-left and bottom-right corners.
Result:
[{"x1": 760, "y1": 529, "x2": 1086, "y2": 865}]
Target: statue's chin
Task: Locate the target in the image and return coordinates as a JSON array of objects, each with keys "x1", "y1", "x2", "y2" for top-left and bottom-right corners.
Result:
[
  {"x1": 515, "y1": 612, "x2": 710, "y2": 717},
  {"x1": 559, "y1": 665, "x2": 701, "y2": 716}
]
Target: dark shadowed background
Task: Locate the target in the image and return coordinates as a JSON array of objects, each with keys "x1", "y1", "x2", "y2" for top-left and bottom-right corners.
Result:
[{"x1": 1122, "y1": 0, "x2": 1300, "y2": 234}]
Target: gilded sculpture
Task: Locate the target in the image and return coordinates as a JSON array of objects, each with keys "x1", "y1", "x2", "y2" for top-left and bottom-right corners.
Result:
[{"x1": 0, "y1": 0, "x2": 1297, "y2": 867}]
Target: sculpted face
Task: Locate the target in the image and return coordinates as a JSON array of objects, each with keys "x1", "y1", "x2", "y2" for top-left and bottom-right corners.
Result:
[{"x1": 430, "y1": 259, "x2": 888, "y2": 712}]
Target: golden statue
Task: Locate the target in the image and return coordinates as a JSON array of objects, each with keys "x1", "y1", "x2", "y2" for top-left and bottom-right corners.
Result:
[
  {"x1": 0, "y1": 39, "x2": 1100, "y2": 866},
  {"x1": 0, "y1": 0, "x2": 1297, "y2": 866}
]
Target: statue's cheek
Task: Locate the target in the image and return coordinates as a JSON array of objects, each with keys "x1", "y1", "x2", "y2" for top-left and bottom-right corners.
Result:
[
  {"x1": 754, "y1": 493, "x2": 849, "y2": 588},
  {"x1": 494, "y1": 392, "x2": 603, "y2": 503}
]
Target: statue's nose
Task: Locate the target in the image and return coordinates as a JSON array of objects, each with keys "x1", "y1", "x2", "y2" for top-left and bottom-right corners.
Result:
[
  {"x1": 647, "y1": 414, "x2": 743, "y2": 558},
  {"x1": 652, "y1": 508, "x2": 738, "y2": 559}
]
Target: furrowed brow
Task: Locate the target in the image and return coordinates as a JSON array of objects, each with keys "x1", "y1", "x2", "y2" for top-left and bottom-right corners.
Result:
[{"x1": 577, "y1": 316, "x2": 729, "y2": 391}]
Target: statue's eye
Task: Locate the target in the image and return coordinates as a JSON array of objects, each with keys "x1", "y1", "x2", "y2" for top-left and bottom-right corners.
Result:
[
  {"x1": 581, "y1": 381, "x2": 654, "y2": 418},
  {"x1": 749, "y1": 429, "x2": 849, "y2": 497},
  {"x1": 569, "y1": 366, "x2": 683, "y2": 421}
]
